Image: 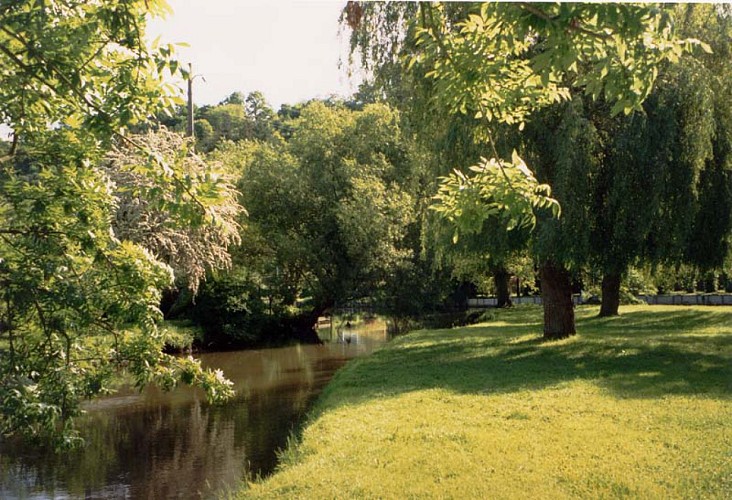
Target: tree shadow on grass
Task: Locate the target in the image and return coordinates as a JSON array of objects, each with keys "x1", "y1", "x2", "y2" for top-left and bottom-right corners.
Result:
[
  {"x1": 580, "y1": 308, "x2": 732, "y2": 338},
  {"x1": 322, "y1": 307, "x2": 732, "y2": 409}
]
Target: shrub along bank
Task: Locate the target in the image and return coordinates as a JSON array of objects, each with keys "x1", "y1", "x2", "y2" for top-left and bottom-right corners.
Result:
[{"x1": 243, "y1": 305, "x2": 732, "y2": 498}]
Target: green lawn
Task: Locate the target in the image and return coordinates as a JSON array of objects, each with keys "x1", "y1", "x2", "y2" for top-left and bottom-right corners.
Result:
[{"x1": 243, "y1": 305, "x2": 732, "y2": 499}]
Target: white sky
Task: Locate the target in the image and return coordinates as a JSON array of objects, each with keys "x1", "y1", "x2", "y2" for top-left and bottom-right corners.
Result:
[{"x1": 147, "y1": 0, "x2": 363, "y2": 109}]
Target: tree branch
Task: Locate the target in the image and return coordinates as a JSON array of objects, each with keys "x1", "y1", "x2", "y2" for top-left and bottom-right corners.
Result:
[
  {"x1": 518, "y1": 3, "x2": 613, "y2": 41},
  {"x1": 420, "y1": 3, "x2": 456, "y2": 67},
  {"x1": 0, "y1": 26, "x2": 111, "y2": 121}
]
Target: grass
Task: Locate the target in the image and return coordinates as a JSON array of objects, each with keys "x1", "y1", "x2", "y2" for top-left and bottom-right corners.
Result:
[{"x1": 243, "y1": 305, "x2": 732, "y2": 499}]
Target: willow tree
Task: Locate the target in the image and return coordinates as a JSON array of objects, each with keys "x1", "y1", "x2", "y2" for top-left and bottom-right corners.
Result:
[
  {"x1": 588, "y1": 108, "x2": 659, "y2": 317},
  {"x1": 665, "y1": 5, "x2": 732, "y2": 284},
  {"x1": 588, "y1": 5, "x2": 732, "y2": 316},
  {"x1": 0, "y1": 0, "x2": 234, "y2": 446},
  {"x1": 345, "y1": 2, "x2": 704, "y2": 338},
  {"x1": 591, "y1": 61, "x2": 716, "y2": 316}
]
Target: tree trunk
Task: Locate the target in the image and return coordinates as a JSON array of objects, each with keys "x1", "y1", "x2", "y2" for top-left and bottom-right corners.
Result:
[
  {"x1": 493, "y1": 267, "x2": 513, "y2": 308},
  {"x1": 289, "y1": 301, "x2": 332, "y2": 344},
  {"x1": 161, "y1": 287, "x2": 193, "y2": 319},
  {"x1": 539, "y1": 261, "x2": 576, "y2": 339},
  {"x1": 599, "y1": 272, "x2": 621, "y2": 317}
]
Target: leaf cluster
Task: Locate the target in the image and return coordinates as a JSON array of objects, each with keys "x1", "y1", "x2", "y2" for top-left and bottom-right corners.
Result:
[
  {"x1": 412, "y1": 3, "x2": 709, "y2": 127},
  {"x1": 0, "y1": 0, "x2": 187, "y2": 146},
  {"x1": 104, "y1": 128, "x2": 243, "y2": 293},
  {"x1": 432, "y1": 151, "x2": 559, "y2": 245}
]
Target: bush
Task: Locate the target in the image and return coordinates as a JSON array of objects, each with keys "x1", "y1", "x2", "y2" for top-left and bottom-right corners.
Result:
[
  {"x1": 624, "y1": 267, "x2": 657, "y2": 296},
  {"x1": 161, "y1": 320, "x2": 202, "y2": 352},
  {"x1": 187, "y1": 272, "x2": 289, "y2": 349}
]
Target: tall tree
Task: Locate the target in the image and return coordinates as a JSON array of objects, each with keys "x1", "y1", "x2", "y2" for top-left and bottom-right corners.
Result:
[
  {"x1": 674, "y1": 5, "x2": 732, "y2": 278},
  {"x1": 198, "y1": 103, "x2": 253, "y2": 146},
  {"x1": 215, "y1": 102, "x2": 415, "y2": 341},
  {"x1": 344, "y1": 2, "x2": 703, "y2": 338},
  {"x1": 589, "y1": 5, "x2": 732, "y2": 316},
  {"x1": 245, "y1": 91, "x2": 276, "y2": 141},
  {"x1": 0, "y1": 0, "x2": 233, "y2": 445}
]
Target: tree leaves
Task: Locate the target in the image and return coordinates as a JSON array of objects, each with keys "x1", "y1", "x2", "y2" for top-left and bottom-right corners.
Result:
[
  {"x1": 413, "y1": 3, "x2": 701, "y2": 125},
  {"x1": 232, "y1": 102, "x2": 415, "y2": 312},
  {"x1": 0, "y1": 0, "x2": 187, "y2": 144},
  {"x1": 0, "y1": 1, "x2": 237, "y2": 447},
  {"x1": 431, "y1": 152, "x2": 560, "y2": 246},
  {"x1": 105, "y1": 128, "x2": 242, "y2": 295}
]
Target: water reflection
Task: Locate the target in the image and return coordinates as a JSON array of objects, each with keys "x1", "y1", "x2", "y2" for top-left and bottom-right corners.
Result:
[{"x1": 0, "y1": 326, "x2": 386, "y2": 499}]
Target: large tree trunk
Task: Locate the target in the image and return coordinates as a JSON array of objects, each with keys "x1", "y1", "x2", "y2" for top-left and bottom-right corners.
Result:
[
  {"x1": 493, "y1": 267, "x2": 513, "y2": 308},
  {"x1": 599, "y1": 272, "x2": 621, "y2": 317},
  {"x1": 539, "y1": 261, "x2": 576, "y2": 339},
  {"x1": 161, "y1": 287, "x2": 194, "y2": 319},
  {"x1": 289, "y1": 301, "x2": 332, "y2": 344}
]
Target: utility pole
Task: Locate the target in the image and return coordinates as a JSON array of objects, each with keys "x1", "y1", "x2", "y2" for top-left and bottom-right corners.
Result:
[{"x1": 186, "y1": 63, "x2": 194, "y2": 138}]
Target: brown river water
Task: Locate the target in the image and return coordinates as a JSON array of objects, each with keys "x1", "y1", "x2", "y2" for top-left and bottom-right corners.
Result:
[{"x1": 0, "y1": 324, "x2": 387, "y2": 499}]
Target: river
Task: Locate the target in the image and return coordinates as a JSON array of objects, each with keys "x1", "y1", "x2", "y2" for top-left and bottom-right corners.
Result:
[{"x1": 0, "y1": 323, "x2": 387, "y2": 499}]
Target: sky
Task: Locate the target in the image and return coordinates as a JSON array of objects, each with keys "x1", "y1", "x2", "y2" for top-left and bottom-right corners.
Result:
[{"x1": 146, "y1": 0, "x2": 363, "y2": 110}]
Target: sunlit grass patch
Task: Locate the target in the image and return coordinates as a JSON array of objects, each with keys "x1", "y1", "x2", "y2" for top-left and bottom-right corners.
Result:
[{"x1": 244, "y1": 304, "x2": 732, "y2": 498}]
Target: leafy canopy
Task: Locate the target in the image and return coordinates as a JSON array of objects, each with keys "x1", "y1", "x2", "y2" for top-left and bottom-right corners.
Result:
[
  {"x1": 408, "y1": 2, "x2": 705, "y2": 254},
  {"x1": 0, "y1": 0, "x2": 236, "y2": 446},
  {"x1": 231, "y1": 102, "x2": 415, "y2": 313},
  {"x1": 413, "y1": 3, "x2": 710, "y2": 126},
  {"x1": 0, "y1": 0, "x2": 186, "y2": 145}
]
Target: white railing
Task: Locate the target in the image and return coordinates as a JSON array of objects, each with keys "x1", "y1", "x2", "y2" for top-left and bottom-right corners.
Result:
[
  {"x1": 637, "y1": 294, "x2": 732, "y2": 306},
  {"x1": 468, "y1": 294, "x2": 732, "y2": 308}
]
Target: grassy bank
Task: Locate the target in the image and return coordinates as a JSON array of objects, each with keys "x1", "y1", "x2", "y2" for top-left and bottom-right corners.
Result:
[{"x1": 244, "y1": 305, "x2": 731, "y2": 499}]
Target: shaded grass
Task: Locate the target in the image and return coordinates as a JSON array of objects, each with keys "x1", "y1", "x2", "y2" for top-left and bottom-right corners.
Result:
[{"x1": 244, "y1": 305, "x2": 732, "y2": 499}]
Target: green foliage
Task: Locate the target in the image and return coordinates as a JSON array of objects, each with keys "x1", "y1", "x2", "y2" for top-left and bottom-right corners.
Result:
[
  {"x1": 160, "y1": 320, "x2": 202, "y2": 351},
  {"x1": 198, "y1": 104, "x2": 253, "y2": 146},
  {"x1": 0, "y1": 153, "x2": 161, "y2": 444},
  {"x1": 0, "y1": 140, "x2": 236, "y2": 446},
  {"x1": 681, "y1": 7, "x2": 732, "y2": 271},
  {"x1": 345, "y1": 4, "x2": 709, "y2": 326},
  {"x1": 413, "y1": 3, "x2": 706, "y2": 127},
  {"x1": 105, "y1": 128, "x2": 242, "y2": 293},
  {"x1": 194, "y1": 91, "x2": 277, "y2": 151},
  {"x1": 345, "y1": 1, "x2": 710, "y2": 273},
  {"x1": 0, "y1": 0, "x2": 235, "y2": 446},
  {"x1": 196, "y1": 102, "x2": 419, "y2": 344},
  {"x1": 191, "y1": 269, "x2": 287, "y2": 348},
  {"x1": 524, "y1": 98, "x2": 601, "y2": 268},
  {"x1": 234, "y1": 102, "x2": 415, "y2": 311},
  {"x1": 623, "y1": 267, "x2": 658, "y2": 297},
  {"x1": 0, "y1": 0, "x2": 186, "y2": 145},
  {"x1": 245, "y1": 91, "x2": 276, "y2": 140},
  {"x1": 431, "y1": 152, "x2": 559, "y2": 242},
  {"x1": 194, "y1": 118, "x2": 216, "y2": 152}
]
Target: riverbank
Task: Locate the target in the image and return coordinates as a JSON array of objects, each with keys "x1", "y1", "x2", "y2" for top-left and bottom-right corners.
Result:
[
  {"x1": 2, "y1": 341, "x2": 385, "y2": 498},
  {"x1": 243, "y1": 304, "x2": 732, "y2": 498}
]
